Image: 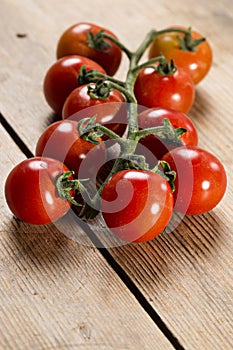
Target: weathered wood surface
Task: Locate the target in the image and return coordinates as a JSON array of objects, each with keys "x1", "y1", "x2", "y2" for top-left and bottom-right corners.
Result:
[
  {"x1": 0, "y1": 124, "x2": 174, "y2": 349},
  {"x1": 0, "y1": 0, "x2": 233, "y2": 349}
]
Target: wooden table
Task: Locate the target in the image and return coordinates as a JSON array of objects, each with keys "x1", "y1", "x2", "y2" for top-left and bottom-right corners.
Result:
[{"x1": 0, "y1": 1, "x2": 232, "y2": 349}]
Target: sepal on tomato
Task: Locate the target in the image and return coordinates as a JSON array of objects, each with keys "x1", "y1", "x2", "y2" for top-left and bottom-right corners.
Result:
[
  {"x1": 55, "y1": 171, "x2": 81, "y2": 206},
  {"x1": 87, "y1": 29, "x2": 112, "y2": 51},
  {"x1": 77, "y1": 116, "x2": 103, "y2": 144},
  {"x1": 177, "y1": 27, "x2": 206, "y2": 52},
  {"x1": 152, "y1": 160, "x2": 176, "y2": 192},
  {"x1": 157, "y1": 58, "x2": 177, "y2": 76},
  {"x1": 88, "y1": 80, "x2": 112, "y2": 100}
]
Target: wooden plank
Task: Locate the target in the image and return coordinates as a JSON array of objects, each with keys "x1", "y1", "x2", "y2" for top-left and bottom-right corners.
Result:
[
  {"x1": 1, "y1": 0, "x2": 233, "y2": 349},
  {"x1": 0, "y1": 124, "x2": 174, "y2": 349}
]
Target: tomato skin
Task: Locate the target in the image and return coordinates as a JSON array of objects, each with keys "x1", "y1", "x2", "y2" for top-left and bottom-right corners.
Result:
[
  {"x1": 162, "y1": 146, "x2": 227, "y2": 215},
  {"x1": 62, "y1": 84, "x2": 127, "y2": 137},
  {"x1": 134, "y1": 64, "x2": 195, "y2": 113},
  {"x1": 148, "y1": 27, "x2": 212, "y2": 84},
  {"x1": 136, "y1": 107, "x2": 198, "y2": 165},
  {"x1": 43, "y1": 55, "x2": 106, "y2": 114},
  {"x1": 56, "y1": 22, "x2": 122, "y2": 76},
  {"x1": 5, "y1": 157, "x2": 72, "y2": 225},
  {"x1": 101, "y1": 170, "x2": 174, "y2": 242},
  {"x1": 35, "y1": 120, "x2": 106, "y2": 181}
]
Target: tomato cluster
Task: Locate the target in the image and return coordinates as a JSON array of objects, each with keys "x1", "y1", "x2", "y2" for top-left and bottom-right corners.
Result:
[{"x1": 5, "y1": 23, "x2": 227, "y2": 244}]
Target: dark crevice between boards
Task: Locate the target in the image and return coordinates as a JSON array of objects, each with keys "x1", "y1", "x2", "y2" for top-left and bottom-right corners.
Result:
[
  {"x1": 0, "y1": 112, "x2": 34, "y2": 158},
  {"x1": 0, "y1": 110, "x2": 185, "y2": 350},
  {"x1": 73, "y1": 219, "x2": 186, "y2": 350}
]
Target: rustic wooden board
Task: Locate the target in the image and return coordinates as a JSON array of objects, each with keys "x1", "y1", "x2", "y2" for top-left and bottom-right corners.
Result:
[
  {"x1": 1, "y1": 0, "x2": 233, "y2": 349},
  {"x1": 0, "y1": 124, "x2": 174, "y2": 349}
]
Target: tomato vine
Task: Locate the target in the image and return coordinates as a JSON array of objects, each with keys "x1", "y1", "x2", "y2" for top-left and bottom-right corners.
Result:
[{"x1": 5, "y1": 23, "x2": 227, "y2": 243}]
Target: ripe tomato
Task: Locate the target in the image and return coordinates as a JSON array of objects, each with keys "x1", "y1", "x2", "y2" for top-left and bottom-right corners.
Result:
[
  {"x1": 56, "y1": 22, "x2": 122, "y2": 76},
  {"x1": 101, "y1": 170, "x2": 174, "y2": 243},
  {"x1": 148, "y1": 27, "x2": 212, "y2": 84},
  {"x1": 35, "y1": 120, "x2": 106, "y2": 181},
  {"x1": 162, "y1": 146, "x2": 227, "y2": 215},
  {"x1": 5, "y1": 157, "x2": 72, "y2": 225},
  {"x1": 136, "y1": 107, "x2": 198, "y2": 165},
  {"x1": 134, "y1": 63, "x2": 195, "y2": 113},
  {"x1": 62, "y1": 84, "x2": 127, "y2": 137},
  {"x1": 43, "y1": 55, "x2": 106, "y2": 114}
]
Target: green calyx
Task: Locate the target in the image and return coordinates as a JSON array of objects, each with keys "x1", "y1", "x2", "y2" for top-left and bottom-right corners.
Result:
[
  {"x1": 87, "y1": 30, "x2": 112, "y2": 51},
  {"x1": 88, "y1": 81, "x2": 111, "y2": 100},
  {"x1": 55, "y1": 171, "x2": 81, "y2": 206},
  {"x1": 157, "y1": 58, "x2": 177, "y2": 76},
  {"x1": 177, "y1": 27, "x2": 206, "y2": 52},
  {"x1": 54, "y1": 26, "x2": 196, "y2": 219},
  {"x1": 152, "y1": 161, "x2": 176, "y2": 192}
]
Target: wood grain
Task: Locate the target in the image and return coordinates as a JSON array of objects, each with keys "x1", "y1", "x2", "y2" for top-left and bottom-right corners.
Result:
[
  {"x1": 1, "y1": 0, "x2": 233, "y2": 349},
  {"x1": 0, "y1": 125, "x2": 173, "y2": 349}
]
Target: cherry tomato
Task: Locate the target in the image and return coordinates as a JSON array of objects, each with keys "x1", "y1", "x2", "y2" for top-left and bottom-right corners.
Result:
[
  {"x1": 43, "y1": 55, "x2": 106, "y2": 114},
  {"x1": 5, "y1": 157, "x2": 72, "y2": 225},
  {"x1": 101, "y1": 170, "x2": 174, "y2": 242},
  {"x1": 162, "y1": 146, "x2": 227, "y2": 215},
  {"x1": 134, "y1": 63, "x2": 195, "y2": 113},
  {"x1": 148, "y1": 27, "x2": 212, "y2": 84},
  {"x1": 62, "y1": 84, "x2": 127, "y2": 137},
  {"x1": 136, "y1": 107, "x2": 198, "y2": 165},
  {"x1": 56, "y1": 22, "x2": 122, "y2": 76},
  {"x1": 35, "y1": 120, "x2": 106, "y2": 181}
]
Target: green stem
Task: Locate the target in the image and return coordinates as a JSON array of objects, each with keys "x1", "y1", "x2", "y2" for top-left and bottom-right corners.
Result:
[
  {"x1": 58, "y1": 26, "x2": 197, "y2": 218},
  {"x1": 103, "y1": 81, "x2": 137, "y2": 103},
  {"x1": 78, "y1": 67, "x2": 125, "y2": 87},
  {"x1": 133, "y1": 29, "x2": 158, "y2": 65},
  {"x1": 131, "y1": 56, "x2": 165, "y2": 75},
  {"x1": 123, "y1": 31, "x2": 163, "y2": 140},
  {"x1": 87, "y1": 71, "x2": 126, "y2": 86},
  {"x1": 135, "y1": 125, "x2": 174, "y2": 140},
  {"x1": 101, "y1": 32, "x2": 133, "y2": 59},
  {"x1": 96, "y1": 125, "x2": 125, "y2": 145}
]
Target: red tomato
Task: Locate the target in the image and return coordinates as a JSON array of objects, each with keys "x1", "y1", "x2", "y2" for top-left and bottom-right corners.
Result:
[
  {"x1": 134, "y1": 63, "x2": 195, "y2": 113},
  {"x1": 56, "y1": 22, "x2": 122, "y2": 76},
  {"x1": 35, "y1": 120, "x2": 106, "y2": 181},
  {"x1": 101, "y1": 170, "x2": 174, "y2": 242},
  {"x1": 43, "y1": 55, "x2": 106, "y2": 114},
  {"x1": 136, "y1": 107, "x2": 198, "y2": 165},
  {"x1": 62, "y1": 84, "x2": 127, "y2": 137},
  {"x1": 162, "y1": 146, "x2": 227, "y2": 215},
  {"x1": 5, "y1": 157, "x2": 72, "y2": 225},
  {"x1": 148, "y1": 27, "x2": 212, "y2": 84}
]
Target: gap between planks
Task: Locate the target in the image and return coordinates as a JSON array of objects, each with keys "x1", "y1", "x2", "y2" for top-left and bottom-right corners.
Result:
[{"x1": 0, "y1": 110, "x2": 185, "y2": 350}]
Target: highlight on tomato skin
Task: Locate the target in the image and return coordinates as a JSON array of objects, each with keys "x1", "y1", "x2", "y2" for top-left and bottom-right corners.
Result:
[
  {"x1": 162, "y1": 146, "x2": 227, "y2": 215},
  {"x1": 35, "y1": 119, "x2": 106, "y2": 182},
  {"x1": 4, "y1": 22, "x2": 226, "y2": 245},
  {"x1": 101, "y1": 170, "x2": 174, "y2": 243},
  {"x1": 136, "y1": 107, "x2": 198, "y2": 166},
  {"x1": 134, "y1": 64, "x2": 195, "y2": 114},
  {"x1": 4, "y1": 157, "x2": 73, "y2": 225},
  {"x1": 62, "y1": 86, "x2": 127, "y2": 138},
  {"x1": 43, "y1": 55, "x2": 106, "y2": 114},
  {"x1": 56, "y1": 22, "x2": 122, "y2": 76},
  {"x1": 148, "y1": 26, "x2": 213, "y2": 84}
]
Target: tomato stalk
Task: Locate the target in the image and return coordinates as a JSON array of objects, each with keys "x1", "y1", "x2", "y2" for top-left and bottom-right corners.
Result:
[
  {"x1": 176, "y1": 27, "x2": 206, "y2": 52},
  {"x1": 92, "y1": 27, "x2": 203, "y2": 61},
  {"x1": 131, "y1": 55, "x2": 167, "y2": 74},
  {"x1": 77, "y1": 116, "x2": 125, "y2": 145},
  {"x1": 57, "y1": 27, "x2": 196, "y2": 218},
  {"x1": 88, "y1": 30, "x2": 133, "y2": 60},
  {"x1": 78, "y1": 66, "x2": 125, "y2": 87},
  {"x1": 55, "y1": 171, "x2": 101, "y2": 220},
  {"x1": 55, "y1": 171, "x2": 86, "y2": 206}
]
